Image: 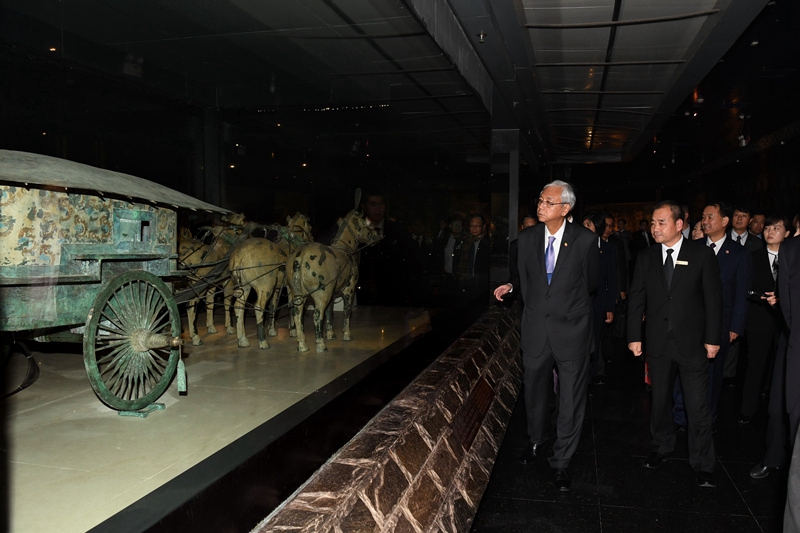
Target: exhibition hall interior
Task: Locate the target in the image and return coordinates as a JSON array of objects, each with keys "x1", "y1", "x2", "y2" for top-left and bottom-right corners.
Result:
[{"x1": 2, "y1": 0, "x2": 800, "y2": 531}]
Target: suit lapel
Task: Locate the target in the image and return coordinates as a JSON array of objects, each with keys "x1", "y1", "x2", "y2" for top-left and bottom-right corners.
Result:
[
  {"x1": 529, "y1": 225, "x2": 545, "y2": 282},
  {"x1": 550, "y1": 222, "x2": 574, "y2": 284},
  {"x1": 670, "y1": 238, "x2": 690, "y2": 292},
  {"x1": 651, "y1": 242, "x2": 669, "y2": 292}
]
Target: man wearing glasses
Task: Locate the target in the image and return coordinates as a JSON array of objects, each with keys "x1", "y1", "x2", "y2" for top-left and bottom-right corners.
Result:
[{"x1": 494, "y1": 180, "x2": 599, "y2": 492}]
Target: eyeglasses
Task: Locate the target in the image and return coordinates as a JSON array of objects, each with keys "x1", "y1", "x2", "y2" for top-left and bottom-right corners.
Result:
[{"x1": 537, "y1": 198, "x2": 569, "y2": 207}]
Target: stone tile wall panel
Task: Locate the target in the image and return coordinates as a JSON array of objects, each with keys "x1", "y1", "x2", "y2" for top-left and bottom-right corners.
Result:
[{"x1": 252, "y1": 306, "x2": 521, "y2": 533}]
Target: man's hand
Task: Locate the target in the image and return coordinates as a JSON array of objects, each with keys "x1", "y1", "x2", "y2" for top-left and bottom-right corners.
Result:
[
  {"x1": 705, "y1": 344, "x2": 720, "y2": 359},
  {"x1": 628, "y1": 342, "x2": 643, "y2": 357},
  {"x1": 493, "y1": 283, "x2": 512, "y2": 301},
  {"x1": 605, "y1": 312, "x2": 614, "y2": 324},
  {"x1": 729, "y1": 331, "x2": 739, "y2": 343},
  {"x1": 765, "y1": 291, "x2": 778, "y2": 307},
  {"x1": 620, "y1": 291, "x2": 627, "y2": 301}
]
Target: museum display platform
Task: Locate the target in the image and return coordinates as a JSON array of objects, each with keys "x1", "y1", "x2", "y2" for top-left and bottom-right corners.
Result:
[{"x1": 3, "y1": 302, "x2": 485, "y2": 533}]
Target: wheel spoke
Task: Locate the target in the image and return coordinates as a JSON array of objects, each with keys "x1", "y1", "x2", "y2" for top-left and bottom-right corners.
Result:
[{"x1": 85, "y1": 271, "x2": 180, "y2": 410}]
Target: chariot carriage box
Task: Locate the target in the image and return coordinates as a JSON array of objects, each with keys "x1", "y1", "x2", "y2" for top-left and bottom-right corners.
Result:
[{"x1": 0, "y1": 150, "x2": 228, "y2": 412}]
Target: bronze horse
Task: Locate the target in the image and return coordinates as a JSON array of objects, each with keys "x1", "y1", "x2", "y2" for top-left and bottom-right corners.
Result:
[
  {"x1": 286, "y1": 209, "x2": 381, "y2": 353},
  {"x1": 178, "y1": 214, "x2": 251, "y2": 346},
  {"x1": 228, "y1": 212, "x2": 313, "y2": 349}
]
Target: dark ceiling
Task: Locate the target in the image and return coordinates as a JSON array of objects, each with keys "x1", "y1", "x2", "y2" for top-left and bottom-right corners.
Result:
[{"x1": 1, "y1": 0, "x2": 799, "y2": 210}]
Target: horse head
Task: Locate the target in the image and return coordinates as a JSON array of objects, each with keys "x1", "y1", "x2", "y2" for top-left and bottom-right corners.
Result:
[
  {"x1": 331, "y1": 210, "x2": 380, "y2": 253},
  {"x1": 285, "y1": 212, "x2": 313, "y2": 246}
]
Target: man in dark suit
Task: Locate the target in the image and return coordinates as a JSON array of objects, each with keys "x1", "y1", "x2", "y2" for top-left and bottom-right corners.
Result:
[
  {"x1": 356, "y1": 192, "x2": 412, "y2": 305},
  {"x1": 701, "y1": 202, "x2": 753, "y2": 419},
  {"x1": 674, "y1": 201, "x2": 753, "y2": 427},
  {"x1": 582, "y1": 211, "x2": 618, "y2": 384},
  {"x1": 723, "y1": 205, "x2": 762, "y2": 381},
  {"x1": 778, "y1": 235, "x2": 800, "y2": 531},
  {"x1": 627, "y1": 201, "x2": 722, "y2": 488},
  {"x1": 494, "y1": 180, "x2": 599, "y2": 492},
  {"x1": 630, "y1": 218, "x2": 654, "y2": 274},
  {"x1": 731, "y1": 206, "x2": 765, "y2": 252},
  {"x1": 464, "y1": 213, "x2": 491, "y2": 294},
  {"x1": 631, "y1": 219, "x2": 654, "y2": 251},
  {"x1": 780, "y1": 233, "x2": 800, "y2": 449}
]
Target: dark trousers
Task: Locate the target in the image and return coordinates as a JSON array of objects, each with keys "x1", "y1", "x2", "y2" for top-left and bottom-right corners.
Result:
[
  {"x1": 523, "y1": 340, "x2": 590, "y2": 469},
  {"x1": 590, "y1": 307, "x2": 607, "y2": 378},
  {"x1": 785, "y1": 424, "x2": 800, "y2": 533},
  {"x1": 742, "y1": 329, "x2": 778, "y2": 418},
  {"x1": 673, "y1": 334, "x2": 733, "y2": 425},
  {"x1": 763, "y1": 334, "x2": 799, "y2": 468},
  {"x1": 707, "y1": 335, "x2": 732, "y2": 419},
  {"x1": 650, "y1": 336, "x2": 716, "y2": 473}
]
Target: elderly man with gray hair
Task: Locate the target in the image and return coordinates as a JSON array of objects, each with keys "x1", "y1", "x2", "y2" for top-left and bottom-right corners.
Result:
[{"x1": 494, "y1": 180, "x2": 599, "y2": 492}]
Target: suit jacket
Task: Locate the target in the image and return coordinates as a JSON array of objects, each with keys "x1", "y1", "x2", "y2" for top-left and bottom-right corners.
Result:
[
  {"x1": 716, "y1": 236, "x2": 754, "y2": 336},
  {"x1": 746, "y1": 247, "x2": 782, "y2": 334},
  {"x1": 778, "y1": 237, "x2": 800, "y2": 415},
  {"x1": 513, "y1": 221, "x2": 600, "y2": 361},
  {"x1": 731, "y1": 229, "x2": 764, "y2": 253},
  {"x1": 594, "y1": 237, "x2": 619, "y2": 314},
  {"x1": 632, "y1": 230, "x2": 654, "y2": 253},
  {"x1": 627, "y1": 238, "x2": 722, "y2": 359},
  {"x1": 606, "y1": 234, "x2": 628, "y2": 293},
  {"x1": 470, "y1": 236, "x2": 491, "y2": 280}
]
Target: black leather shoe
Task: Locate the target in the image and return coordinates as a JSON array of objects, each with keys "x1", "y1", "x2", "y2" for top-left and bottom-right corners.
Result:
[
  {"x1": 750, "y1": 463, "x2": 779, "y2": 479},
  {"x1": 519, "y1": 443, "x2": 544, "y2": 464},
  {"x1": 553, "y1": 468, "x2": 571, "y2": 492},
  {"x1": 696, "y1": 471, "x2": 716, "y2": 488},
  {"x1": 643, "y1": 452, "x2": 669, "y2": 469},
  {"x1": 675, "y1": 425, "x2": 687, "y2": 434},
  {"x1": 737, "y1": 415, "x2": 752, "y2": 425}
]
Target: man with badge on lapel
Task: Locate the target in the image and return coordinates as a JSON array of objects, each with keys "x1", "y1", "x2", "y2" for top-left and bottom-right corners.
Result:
[
  {"x1": 627, "y1": 201, "x2": 722, "y2": 487},
  {"x1": 494, "y1": 180, "x2": 599, "y2": 492}
]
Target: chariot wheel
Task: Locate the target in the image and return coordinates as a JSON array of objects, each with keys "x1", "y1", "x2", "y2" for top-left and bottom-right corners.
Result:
[{"x1": 83, "y1": 270, "x2": 182, "y2": 411}]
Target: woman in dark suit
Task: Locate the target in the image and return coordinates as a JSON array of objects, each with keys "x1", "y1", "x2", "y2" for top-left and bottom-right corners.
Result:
[{"x1": 740, "y1": 215, "x2": 790, "y2": 424}]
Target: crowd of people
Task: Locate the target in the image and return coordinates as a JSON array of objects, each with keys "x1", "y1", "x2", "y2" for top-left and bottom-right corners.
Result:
[
  {"x1": 351, "y1": 191, "x2": 494, "y2": 307},
  {"x1": 492, "y1": 180, "x2": 800, "y2": 530},
  {"x1": 336, "y1": 183, "x2": 800, "y2": 524}
]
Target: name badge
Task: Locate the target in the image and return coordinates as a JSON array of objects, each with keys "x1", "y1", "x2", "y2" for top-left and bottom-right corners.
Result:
[{"x1": 675, "y1": 260, "x2": 689, "y2": 266}]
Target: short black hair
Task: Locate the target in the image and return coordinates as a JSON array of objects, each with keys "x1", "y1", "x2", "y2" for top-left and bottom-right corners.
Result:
[
  {"x1": 581, "y1": 210, "x2": 606, "y2": 236},
  {"x1": 469, "y1": 213, "x2": 486, "y2": 225},
  {"x1": 765, "y1": 214, "x2": 790, "y2": 229},
  {"x1": 708, "y1": 201, "x2": 733, "y2": 224},
  {"x1": 653, "y1": 200, "x2": 684, "y2": 224}
]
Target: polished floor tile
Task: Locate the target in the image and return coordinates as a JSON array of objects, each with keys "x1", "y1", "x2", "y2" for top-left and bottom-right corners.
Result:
[{"x1": 472, "y1": 340, "x2": 790, "y2": 533}]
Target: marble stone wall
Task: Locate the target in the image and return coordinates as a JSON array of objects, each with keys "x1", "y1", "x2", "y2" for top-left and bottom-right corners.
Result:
[{"x1": 252, "y1": 305, "x2": 521, "y2": 533}]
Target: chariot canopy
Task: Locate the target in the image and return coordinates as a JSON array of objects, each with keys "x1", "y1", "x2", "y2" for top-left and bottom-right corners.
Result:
[{"x1": 0, "y1": 150, "x2": 229, "y2": 214}]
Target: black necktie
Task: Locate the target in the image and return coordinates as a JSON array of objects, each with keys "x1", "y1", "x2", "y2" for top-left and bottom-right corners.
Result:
[
  {"x1": 664, "y1": 249, "x2": 674, "y2": 289},
  {"x1": 772, "y1": 253, "x2": 779, "y2": 281}
]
